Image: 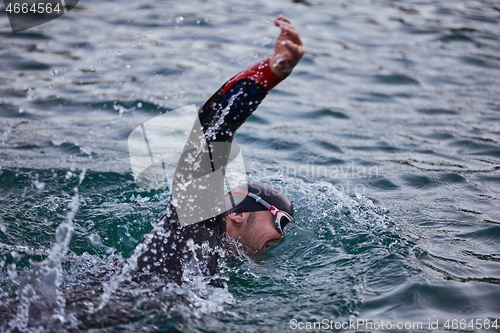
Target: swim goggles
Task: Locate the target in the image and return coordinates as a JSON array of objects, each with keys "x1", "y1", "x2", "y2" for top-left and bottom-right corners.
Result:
[{"x1": 226, "y1": 187, "x2": 294, "y2": 235}]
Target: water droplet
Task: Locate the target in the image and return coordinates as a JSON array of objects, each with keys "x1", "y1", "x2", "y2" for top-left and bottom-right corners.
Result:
[
  {"x1": 89, "y1": 233, "x2": 102, "y2": 245},
  {"x1": 7, "y1": 263, "x2": 17, "y2": 279},
  {"x1": 78, "y1": 169, "x2": 86, "y2": 184},
  {"x1": 113, "y1": 103, "x2": 127, "y2": 114},
  {"x1": 0, "y1": 217, "x2": 6, "y2": 233},
  {"x1": 26, "y1": 87, "x2": 35, "y2": 101},
  {"x1": 56, "y1": 223, "x2": 71, "y2": 244},
  {"x1": 79, "y1": 146, "x2": 92, "y2": 156},
  {"x1": 32, "y1": 180, "x2": 45, "y2": 191},
  {"x1": 47, "y1": 259, "x2": 56, "y2": 269},
  {"x1": 50, "y1": 314, "x2": 65, "y2": 325}
]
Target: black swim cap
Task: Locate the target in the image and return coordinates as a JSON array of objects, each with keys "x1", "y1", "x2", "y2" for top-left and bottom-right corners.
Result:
[{"x1": 225, "y1": 181, "x2": 294, "y2": 217}]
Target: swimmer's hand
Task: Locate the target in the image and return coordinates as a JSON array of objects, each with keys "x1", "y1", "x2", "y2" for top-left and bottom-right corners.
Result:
[{"x1": 269, "y1": 15, "x2": 304, "y2": 79}]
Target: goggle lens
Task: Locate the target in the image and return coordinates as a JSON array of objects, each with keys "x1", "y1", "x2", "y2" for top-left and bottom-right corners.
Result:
[
  {"x1": 280, "y1": 215, "x2": 291, "y2": 231},
  {"x1": 272, "y1": 209, "x2": 293, "y2": 235}
]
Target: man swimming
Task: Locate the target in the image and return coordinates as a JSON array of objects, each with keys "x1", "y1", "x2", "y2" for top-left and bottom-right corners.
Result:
[{"x1": 135, "y1": 15, "x2": 304, "y2": 284}]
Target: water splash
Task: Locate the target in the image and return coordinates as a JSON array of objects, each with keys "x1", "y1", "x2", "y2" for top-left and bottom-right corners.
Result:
[
  {"x1": 7, "y1": 170, "x2": 85, "y2": 332},
  {"x1": 204, "y1": 90, "x2": 243, "y2": 141}
]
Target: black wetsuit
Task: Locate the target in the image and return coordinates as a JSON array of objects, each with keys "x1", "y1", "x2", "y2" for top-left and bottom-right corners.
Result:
[{"x1": 135, "y1": 58, "x2": 283, "y2": 284}]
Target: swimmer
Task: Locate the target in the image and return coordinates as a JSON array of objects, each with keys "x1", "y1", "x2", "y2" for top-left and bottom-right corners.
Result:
[{"x1": 135, "y1": 15, "x2": 304, "y2": 284}]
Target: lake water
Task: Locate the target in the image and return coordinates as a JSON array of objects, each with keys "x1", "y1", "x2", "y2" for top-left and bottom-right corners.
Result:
[{"x1": 1, "y1": 0, "x2": 500, "y2": 332}]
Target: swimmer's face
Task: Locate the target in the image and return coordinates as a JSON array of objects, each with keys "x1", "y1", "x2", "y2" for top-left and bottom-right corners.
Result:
[{"x1": 225, "y1": 211, "x2": 283, "y2": 254}]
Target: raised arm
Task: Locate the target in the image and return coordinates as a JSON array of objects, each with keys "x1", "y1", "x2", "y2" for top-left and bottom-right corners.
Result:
[{"x1": 198, "y1": 15, "x2": 304, "y2": 143}]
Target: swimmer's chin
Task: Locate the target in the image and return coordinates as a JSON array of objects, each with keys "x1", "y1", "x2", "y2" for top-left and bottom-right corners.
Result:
[
  {"x1": 235, "y1": 241, "x2": 263, "y2": 255},
  {"x1": 238, "y1": 239, "x2": 275, "y2": 254},
  {"x1": 221, "y1": 233, "x2": 266, "y2": 256}
]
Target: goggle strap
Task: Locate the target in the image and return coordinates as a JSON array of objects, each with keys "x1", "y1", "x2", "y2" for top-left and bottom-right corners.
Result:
[{"x1": 228, "y1": 190, "x2": 236, "y2": 208}]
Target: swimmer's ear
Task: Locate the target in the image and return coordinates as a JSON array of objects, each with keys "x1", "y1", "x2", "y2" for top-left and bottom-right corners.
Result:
[
  {"x1": 226, "y1": 212, "x2": 247, "y2": 238},
  {"x1": 227, "y1": 212, "x2": 245, "y2": 225}
]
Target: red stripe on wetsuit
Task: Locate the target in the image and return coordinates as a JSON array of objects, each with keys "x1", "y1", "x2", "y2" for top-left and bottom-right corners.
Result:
[{"x1": 222, "y1": 57, "x2": 283, "y2": 95}]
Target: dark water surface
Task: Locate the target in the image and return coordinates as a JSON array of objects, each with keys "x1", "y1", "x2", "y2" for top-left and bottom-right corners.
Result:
[{"x1": 1, "y1": 0, "x2": 500, "y2": 332}]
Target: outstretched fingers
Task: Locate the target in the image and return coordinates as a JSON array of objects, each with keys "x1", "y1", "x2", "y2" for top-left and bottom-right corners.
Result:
[
  {"x1": 279, "y1": 23, "x2": 302, "y2": 46},
  {"x1": 275, "y1": 14, "x2": 291, "y2": 25}
]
